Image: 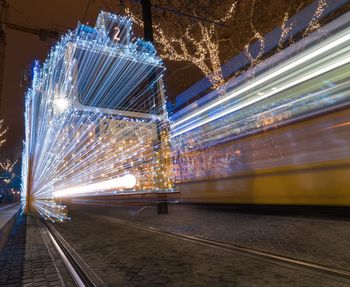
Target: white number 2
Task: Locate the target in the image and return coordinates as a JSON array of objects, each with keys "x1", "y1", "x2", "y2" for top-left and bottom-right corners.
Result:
[{"x1": 113, "y1": 27, "x2": 120, "y2": 42}]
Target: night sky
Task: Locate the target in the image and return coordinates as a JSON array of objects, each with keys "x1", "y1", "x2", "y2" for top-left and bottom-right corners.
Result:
[{"x1": 1, "y1": 0, "x2": 105, "y2": 155}]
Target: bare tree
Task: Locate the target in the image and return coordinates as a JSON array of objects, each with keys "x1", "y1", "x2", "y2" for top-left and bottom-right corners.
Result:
[
  {"x1": 0, "y1": 119, "x2": 7, "y2": 147},
  {"x1": 104, "y1": 0, "x2": 327, "y2": 92},
  {"x1": 0, "y1": 159, "x2": 16, "y2": 185},
  {"x1": 112, "y1": 0, "x2": 237, "y2": 89}
]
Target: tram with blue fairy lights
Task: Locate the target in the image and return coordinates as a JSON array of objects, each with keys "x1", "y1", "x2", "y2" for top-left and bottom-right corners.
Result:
[{"x1": 23, "y1": 11, "x2": 174, "y2": 217}]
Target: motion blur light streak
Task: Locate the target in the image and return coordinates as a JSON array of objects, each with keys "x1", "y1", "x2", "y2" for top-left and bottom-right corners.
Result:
[
  {"x1": 53, "y1": 174, "x2": 137, "y2": 197},
  {"x1": 326, "y1": 121, "x2": 350, "y2": 129},
  {"x1": 172, "y1": 53, "x2": 350, "y2": 137},
  {"x1": 22, "y1": 12, "x2": 174, "y2": 221},
  {"x1": 172, "y1": 24, "x2": 350, "y2": 132}
]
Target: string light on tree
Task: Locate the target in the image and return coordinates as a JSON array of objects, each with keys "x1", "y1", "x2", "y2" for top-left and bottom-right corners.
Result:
[
  {"x1": 0, "y1": 119, "x2": 7, "y2": 147},
  {"x1": 117, "y1": 0, "x2": 328, "y2": 92},
  {"x1": 303, "y1": 0, "x2": 328, "y2": 36},
  {"x1": 124, "y1": 1, "x2": 238, "y2": 89}
]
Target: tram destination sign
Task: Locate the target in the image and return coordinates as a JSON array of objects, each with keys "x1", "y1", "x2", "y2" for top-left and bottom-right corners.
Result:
[{"x1": 99, "y1": 118, "x2": 158, "y2": 143}]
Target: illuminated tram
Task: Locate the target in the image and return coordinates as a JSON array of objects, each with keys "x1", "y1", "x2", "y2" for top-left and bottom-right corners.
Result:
[{"x1": 23, "y1": 12, "x2": 174, "y2": 219}]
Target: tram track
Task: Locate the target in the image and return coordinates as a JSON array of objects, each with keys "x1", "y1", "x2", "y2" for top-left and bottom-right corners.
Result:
[
  {"x1": 40, "y1": 219, "x2": 106, "y2": 287},
  {"x1": 98, "y1": 215, "x2": 350, "y2": 283},
  {"x1": 38, "y1": 212, "x2": 350, "y2": 285}
]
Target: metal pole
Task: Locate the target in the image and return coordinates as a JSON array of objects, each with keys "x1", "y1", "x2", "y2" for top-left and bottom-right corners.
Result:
[
  {"x1": 141, "y1": 0, "x2": 168, "y2": 214},
  {"x1": 141, "y1": 0, "x2": 154, "y2": 43}
]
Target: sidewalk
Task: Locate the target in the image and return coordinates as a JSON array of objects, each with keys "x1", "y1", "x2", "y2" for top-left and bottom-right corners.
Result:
[
  {"x1": 0, "y1": 204, "x2": 21, "y2": 251},
  {"x1": 0, "y1": 214, "x2": 73, "y2": 286}
]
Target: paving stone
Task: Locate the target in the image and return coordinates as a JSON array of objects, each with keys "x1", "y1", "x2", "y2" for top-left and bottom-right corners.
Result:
[
  {"x1": 53, "y1": 207, "x2": 350, "y2": 287},
  {"x1": 0, "y1": 214, "x2": 65, "y2": 286},
  {"x1": 79, "y1": 203, "x2": 350, "y2": 270}
]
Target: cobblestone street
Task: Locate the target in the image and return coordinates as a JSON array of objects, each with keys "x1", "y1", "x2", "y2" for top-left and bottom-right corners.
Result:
[
  {"x1": 71, "y1": 203, "x2": 350, "y2": 270},
  {"x1": 1, "y1": 204, "x2": 350, "y2": 286},
  {"x1": 52, "y1": 204, "x2": 350, "y2": 286}
]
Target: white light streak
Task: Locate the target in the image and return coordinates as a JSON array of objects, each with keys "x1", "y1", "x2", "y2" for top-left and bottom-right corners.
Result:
[
  {"x1": 172, "y1": 50, "x2": 350, "y2": 137},
  {"x1": 172, "y1": 27, "x2": 350, "y2": 129},
  {"x1": 53, "y1": 174, "x2": 137, "y2": 197}
]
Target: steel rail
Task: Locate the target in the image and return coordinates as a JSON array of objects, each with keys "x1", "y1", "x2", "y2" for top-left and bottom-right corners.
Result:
[
  {"x1": 99, "y1": 215, "x2": 350, "y2": 282},
  {"x1": 41, "y1": 220, "x2": 106, "y2": 287}
]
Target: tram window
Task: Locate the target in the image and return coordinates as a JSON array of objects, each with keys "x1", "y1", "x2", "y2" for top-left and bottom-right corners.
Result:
[{"x1": 74, "y1": 48, "x2": 163, "y2": 115}]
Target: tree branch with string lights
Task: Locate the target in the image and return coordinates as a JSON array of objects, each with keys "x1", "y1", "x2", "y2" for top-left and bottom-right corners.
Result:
[
  {"x1": 104, "y1": 0, "x2": 328, "y2": 94},
  {"x1": 0, "y1": 119, "x2": 7, "y2": 147}
]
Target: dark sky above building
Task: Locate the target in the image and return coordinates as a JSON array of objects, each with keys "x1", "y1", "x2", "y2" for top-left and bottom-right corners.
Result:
[{"x1": 1, "y1": 0, "x2": 105, "y2": 154}]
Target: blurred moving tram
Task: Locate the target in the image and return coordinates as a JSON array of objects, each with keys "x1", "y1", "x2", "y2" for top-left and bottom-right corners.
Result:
[
  {"x1": 171, "y1": 11, "x2": 350, "y2": 205},
  {"x1": 24, "y1": 12, "x2": 174, "y2": 217}
]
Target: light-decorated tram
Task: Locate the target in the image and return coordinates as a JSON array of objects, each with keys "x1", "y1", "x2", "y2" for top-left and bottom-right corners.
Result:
[{"x1": 23, "y1": 12, "x2": 174, "y2": 220}]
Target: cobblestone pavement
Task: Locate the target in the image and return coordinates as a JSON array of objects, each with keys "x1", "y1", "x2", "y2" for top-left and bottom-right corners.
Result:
[
  {"x1": 53, "y1": 208, "x2": 350, "y2": 286},
  {"x1": 69, "y1": 203, "x2": 350, "y2": 271},
  {"x1": 0, "y1": 214, "x2": 72, "y2": 287},
  {"x1": 0, "y1": 213, "x2": 26, "y2": 286},
  {"x1": 0, "y1": 204, "x2": 21, "y2": 251}
]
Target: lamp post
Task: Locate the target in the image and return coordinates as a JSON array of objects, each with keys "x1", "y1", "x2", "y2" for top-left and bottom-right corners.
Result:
[
  {"x1": 141, "y1": 0, "x2": 168, "y2": 215},
  {"x1": 141, "y1": 0, "x2": 154, "y2": 43}
]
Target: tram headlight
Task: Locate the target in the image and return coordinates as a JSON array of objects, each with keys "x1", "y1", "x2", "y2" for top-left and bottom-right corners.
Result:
[
  {"x1": 54, "y1": 97, "x2": 70, "y2": 113},
  {"x1": 121, "y1": 173, "x2": 137, "y2": 189}
]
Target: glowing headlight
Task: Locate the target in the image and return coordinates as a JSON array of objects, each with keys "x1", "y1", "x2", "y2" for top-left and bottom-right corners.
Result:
[{"x1": 54, "y1": 97, "x2": 70, "y2": 113}]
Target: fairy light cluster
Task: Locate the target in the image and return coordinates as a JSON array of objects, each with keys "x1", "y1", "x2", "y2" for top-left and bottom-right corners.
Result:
[
  {"x1": 125, "y1": 1, "x2": 238, "y2": 89},
  {"x1": 0, "y1": 119, "x2": 7, "y2": 147},
  {"x1": 22, "y1": 11, "x2": 174, "y2": 221},
  {"x1": 0, "y1": 159, "x2": 16, "y2": 185},
  {"x1": 0, "y1": 120, "x2": 15, "y2": 187},
  {"x1": 230, "y1": 0, "x2": 328, "y2": 83},
  {"x1": 303, "y1": 0, "x2": 328, "y2": 36},
  {"x1": 278, "y1": 13, "x2": 294, "y2": 50},
  {"x1": 124, "y1": 0, "x2": 328, "y2": 92},
  {"x1": 243, "y1": 0, "x2": 265, "y2": 69},
  {"x1": 0, "y1": 159, "x2": 16, "y2": 171},
  {"x1": 244, "y1": 0, "x2": 327, "y2": 73}
]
